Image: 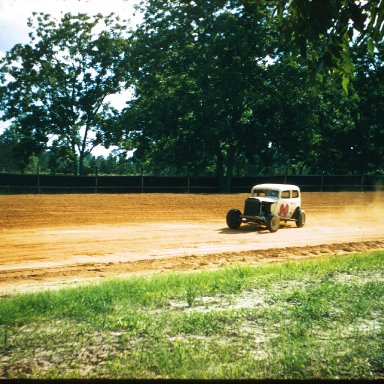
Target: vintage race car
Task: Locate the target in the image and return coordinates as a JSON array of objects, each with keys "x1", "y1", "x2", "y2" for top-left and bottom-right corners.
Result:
[{"x1": 226, "y1": 183, "x2": 306, "y2": 232}]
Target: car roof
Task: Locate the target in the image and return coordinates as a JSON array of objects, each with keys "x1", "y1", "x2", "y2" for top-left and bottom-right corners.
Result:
[{"x1": 252, "y1": 183, "x2": 300, "y2": 191}]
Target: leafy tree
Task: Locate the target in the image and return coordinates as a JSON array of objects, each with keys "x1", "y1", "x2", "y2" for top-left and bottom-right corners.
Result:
[
  {"x1": 47, "y1": 140, "x2": 78, "y2": 174},
  {"x1": 0, "y1": 12, "x2": 129, "y2": 175},
  {"x1": 121, "y1": 1, "x2": 384, "y2": 180},
  {"x1": 312, "y1": 78, "x2": 360, "y2": 174},
  {"x1": 253, "y1": 60, "x2": 321, "y2": 174},
  {"x1": 352, "y1": 41, "x2": 384, "y2": 174},
  {"x1": 0, "y1": 129, "x2": 21, "y2": 172},
  {"x1": 270, "y1": 0, "x2": 384, "y2": 92},
  {"x1": 120, "y1": 0, "x2": 278, "y2": 190}
]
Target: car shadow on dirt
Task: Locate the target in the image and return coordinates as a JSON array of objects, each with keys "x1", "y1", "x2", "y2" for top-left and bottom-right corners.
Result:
[
  {"x1": 218, "y1": 225, "x2": 297, "y2": 234},
  {"x1": 218, "y1": 226, "x2": 269, "y2": 234}
]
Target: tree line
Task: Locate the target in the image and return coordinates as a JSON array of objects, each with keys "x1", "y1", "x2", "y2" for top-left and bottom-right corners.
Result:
[{"x1": 0, "y1": 1, "x2": 383, "y2": 191}]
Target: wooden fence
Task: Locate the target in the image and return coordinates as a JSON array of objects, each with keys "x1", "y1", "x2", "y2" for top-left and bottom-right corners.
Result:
[{"x1": 0, "y1": 173, "x2": 383, "y2": 194}]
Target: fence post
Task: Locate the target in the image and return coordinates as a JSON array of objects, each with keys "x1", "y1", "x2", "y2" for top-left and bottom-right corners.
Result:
[
  {"x1": 37, "y1": 163, "x2": 41, "y2": 194},
  {"x1": 141, "y1": 165, "x2": 144, "y2": 193},
  {"x1": 95, "y1": 166, "x2": 98, "y2": 194}
]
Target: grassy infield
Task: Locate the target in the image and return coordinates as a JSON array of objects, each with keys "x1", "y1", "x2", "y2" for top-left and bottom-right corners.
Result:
[{"x1": 0, "y1": 251, "x2": 383, "y2": 379}]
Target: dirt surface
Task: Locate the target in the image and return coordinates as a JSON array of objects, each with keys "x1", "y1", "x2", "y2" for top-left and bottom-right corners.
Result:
[{"x1": 1, "y1": 192, "x2": 384, "y2": 296}]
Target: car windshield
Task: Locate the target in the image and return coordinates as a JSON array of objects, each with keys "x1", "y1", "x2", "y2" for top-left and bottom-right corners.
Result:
[{"x1": 253, "y1": 189, "x2": 279, "y2": 198}]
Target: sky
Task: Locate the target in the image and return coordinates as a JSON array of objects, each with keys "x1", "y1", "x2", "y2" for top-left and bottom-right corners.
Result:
[{"x1": 0, "y1": 0, "x2": 143, "y2": 157}]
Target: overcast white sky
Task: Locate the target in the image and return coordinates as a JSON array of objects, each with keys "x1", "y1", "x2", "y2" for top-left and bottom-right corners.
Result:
[
  {"x1": 0, "y1": 0, "x2": 143, "y2": 156},
  {"x1": 0, "y1": 0, "x2": 143, "y2": 53}
]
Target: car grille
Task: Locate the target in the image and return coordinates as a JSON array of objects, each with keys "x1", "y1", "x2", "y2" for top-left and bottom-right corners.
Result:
[{"x1": 244, "y1": 198, "x2": 260, "y2": 216}]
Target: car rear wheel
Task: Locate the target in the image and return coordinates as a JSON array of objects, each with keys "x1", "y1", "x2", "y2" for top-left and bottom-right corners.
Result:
[
  {"x1": 267, "y1": 214, "x2": 280, "y2": 232},
  {"x1": 296, "y1": 209, "x2": 306, "y2": 227},
  {"x1": 226, "y1": 209, "x2": 242, "y2": 229}
]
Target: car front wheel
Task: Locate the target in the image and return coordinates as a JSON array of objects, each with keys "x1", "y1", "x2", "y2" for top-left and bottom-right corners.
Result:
[
  {"x1": 226, "y1": 209, "x2": 242, "y2": 229},
  {"x1": 267, "y1": 214, "x2": 280, "y2": 232}
]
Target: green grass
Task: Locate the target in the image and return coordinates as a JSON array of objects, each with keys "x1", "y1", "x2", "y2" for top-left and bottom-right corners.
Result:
[{"x1": 0, "y1": 250, "x2": 383, "y2": 379}]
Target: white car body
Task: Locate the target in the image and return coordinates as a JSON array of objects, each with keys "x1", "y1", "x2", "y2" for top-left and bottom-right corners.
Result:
[
  {"x1": 248, "y1": 183, "x2": 301, "y2": 219},
  {"x1": 226, "y1": 183, "x2": 306, "y2": 232}
]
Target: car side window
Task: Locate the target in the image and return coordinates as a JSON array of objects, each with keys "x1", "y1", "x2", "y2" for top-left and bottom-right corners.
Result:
[
  {"x1": 281, "y1": 190, "x2": 290, "y2": 199},
  {"x1": 269, "y1": 190, "x2": 279, "y2": 198},
  {"x1": 292, "y1": 190, "x2": 299, "y2": 198}
]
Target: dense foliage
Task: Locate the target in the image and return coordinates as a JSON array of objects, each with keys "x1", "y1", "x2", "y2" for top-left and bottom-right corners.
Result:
[
  {"x1": 0, "y1": 13, "x2": 129, "y2": 175},
  {"x1": 0, "y1": 1, "x2": 383, "y2": 188},
  {"x1": 273, "y1": 0, "x2": 384, "y2": 91}
]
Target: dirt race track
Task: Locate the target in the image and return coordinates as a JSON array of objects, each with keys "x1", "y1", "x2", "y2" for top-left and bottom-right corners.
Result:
[{"x1": 1, "y1": 191, "x2": 384, "y2": 296}]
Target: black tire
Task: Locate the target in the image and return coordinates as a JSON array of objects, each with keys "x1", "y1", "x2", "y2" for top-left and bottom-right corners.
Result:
[
  {"x1": 295, "y1": 209, "x2": 306, "y2": 228},
  {"x1": 226, "y1": 209, "x2": 242, "y2": 229},
  {"x1": 266, "y1": 214, "x2": 280, "y2": 232}
]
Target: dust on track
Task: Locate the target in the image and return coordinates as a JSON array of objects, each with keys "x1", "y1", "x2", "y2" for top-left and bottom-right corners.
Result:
[{"x1": 1, "y1": 192, "x2": 384, "y2": 296}]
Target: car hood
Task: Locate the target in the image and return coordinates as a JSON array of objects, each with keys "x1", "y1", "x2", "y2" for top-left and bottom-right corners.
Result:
[{"x1": 247, "y1": 197, "x2": 277, "y2": 203}]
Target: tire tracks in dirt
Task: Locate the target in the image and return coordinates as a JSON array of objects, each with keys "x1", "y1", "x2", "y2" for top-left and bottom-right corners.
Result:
[{"x1": 1, "y1": 239, "x2": 383, "y2": 296}]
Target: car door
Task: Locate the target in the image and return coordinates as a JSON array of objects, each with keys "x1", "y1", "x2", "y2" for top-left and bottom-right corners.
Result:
[
  {"x1": 290, "y1": 189, "x2": 301, "y2": 215},
  {"x1": 278, "y1": 190, "x2": 291, "y2": 218}
]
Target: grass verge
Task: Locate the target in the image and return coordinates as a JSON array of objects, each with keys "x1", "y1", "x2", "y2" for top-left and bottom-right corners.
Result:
[{"x1": 0, "y1": 250, "x2": 383, "y2": 379}]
